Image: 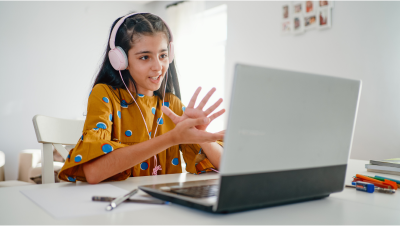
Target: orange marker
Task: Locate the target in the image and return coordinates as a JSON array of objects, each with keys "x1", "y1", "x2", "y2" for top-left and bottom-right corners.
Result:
[{"x1": 356, "y1": 174, "x2": 398, "y2": 190}]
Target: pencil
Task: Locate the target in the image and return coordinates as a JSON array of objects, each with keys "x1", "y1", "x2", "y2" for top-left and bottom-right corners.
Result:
[{"x1": 92, "y1": 196, "x2": 168, "y2": 205}]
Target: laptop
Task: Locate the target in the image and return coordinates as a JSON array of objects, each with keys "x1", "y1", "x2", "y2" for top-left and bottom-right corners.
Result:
[{"x1": 139, "y1": 63, "x2": 362, "y2": 213}]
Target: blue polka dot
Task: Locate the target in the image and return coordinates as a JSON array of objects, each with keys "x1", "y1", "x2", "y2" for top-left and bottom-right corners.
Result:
[
  {"x1": 172, "y1": 158, "x2": 179, "y2": 166},
  {"x1": 121, "y1": 100, "x2": 128, "y2": 108},
  {"x1": 125, "y1": 130, "x2": 132, "y2": 137},
  {"x1": 101, "y1": 143, "x2": 113, "y2": 154},
  {"x1": 67, "y1": 154, "x2": 70, "y2": 159},
  {"x1": 138, "y1": 94, "x2": 145, "y2": 97},
  {"x1": 149, "y1": 131, "x2": 152, "y2": 137},
  {"x1": 157, "y1": 118, "x2": 164, "y2": 125},
  {"x1": 81, "y1": 135, "x2": 83, "y2": 141},
  {"x1": 89, "y1": 90, "x2": 92, "y2": 97},
  {"x1": 112, "y1": 86, "x2": 117, "y2": 90},
  {"x1": 109, "y1": 114, "x2": 112, "y2": 121},
  {"x1": 96, "y1": 122, "x2": 107, "y2": 129},
  {"x1": 93, "y1": 127, "x2": 99, "y2": 131},
  {"x1": 198, "y1": 148, "x2": 202, "y2": 154},
  {"x1": 140, "y1": 162, "x2": 149, "y2": 170},
  {"x1": 117, "y1": 111, "x2": 121, "y2": 118},
  {"x1": 151, "y1": 107, "x2": 156, "y2": 115},
  {"x1": 163, "y1": 102, "x2": 170, "y2": 107},
  {"x1": 182, "y1": 106, "x2": 186, "y2": 112},
  {"x1": 74, "y1": 155, "x2": 82, "y2": 163},
  {"x1": 67, "y1": 176, "x2": 76, "y2": 182},
  {"x1": 102, "y1": 97, "x2": 109, "y2": 103}
]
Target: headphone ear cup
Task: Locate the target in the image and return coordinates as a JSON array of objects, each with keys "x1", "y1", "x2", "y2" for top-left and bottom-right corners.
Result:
[
  {"x1": 168, "y1": 42, "x2": 174, "y2": 64},
  {"x1": 108, "y1": 46, "x2": 128, "y2": 70}
]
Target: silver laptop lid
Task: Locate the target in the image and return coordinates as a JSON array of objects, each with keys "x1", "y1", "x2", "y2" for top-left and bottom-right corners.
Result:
[{"x1": 220, "y1": 64, "x2": 362, "y2": 176}]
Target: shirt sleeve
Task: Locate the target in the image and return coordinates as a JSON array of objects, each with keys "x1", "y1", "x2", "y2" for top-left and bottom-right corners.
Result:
[
  {"x1": 58, "y1": 84, "x2": 130, "y2": 182},
  {"x1": 167, "y1": 94, "x2": 224, "y2": 174}
]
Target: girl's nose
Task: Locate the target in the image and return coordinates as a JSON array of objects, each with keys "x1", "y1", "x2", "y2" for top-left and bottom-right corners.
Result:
[{"x1": 151, "y1": 58, "x2": 162, "y2": 71}]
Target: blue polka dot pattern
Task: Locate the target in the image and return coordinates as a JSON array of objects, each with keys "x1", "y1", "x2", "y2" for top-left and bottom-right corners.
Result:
[
  {"x1": 149, "y1": 131, "x2": 152, "y2": 137},
  {"x1": 67, "y1": 154, "x2": 70, "y2": 159},
  {"x1": 151, "y1": 107, "x2": 156, "y2": 115},
  {"x1": 102, "y1": 97, "x2": 109, "y2": 103},
  {"x1": 89, "y1": 90, "x2": 92, "y2": 97},
  {"x1": 112, "y1": 86, "x2": 117, "y2": 90},
  {"x1": 93, "y1": 127, "x2": 99, "y2": 131},
  {"x1": 74, "y1": 155, "x2": 82, "y2": 163},
  {"x1": 67, "y1": 176, "x2": 76, "y2": 182},
  {"x1": 109, "y1": 114, "x2": 112, "y2": 121},
  {"x1": 182, "y1": 106, "x2": 186, "y2": 112},
  {"x1": 140, "y1": 162, "x2": 149, "y2": 170},
  {"x1": 101, "y1": 143, "x2": 113, "y2": 154},
  {"x1": 172, "y1": 158, "x2": 179, "y2": 166},
  {"x1": 125, "y1": 130, "x2": 132, "y2": 137},
  {"x1": 121, "y1": 100, "x2": 128, "y2": 108},
  {"x1": 117, "y1": 111, "x2": 121, "y2": 118},
  {"x1": 96, "y1": 122, "x2": 107, "y2": 129},
  {"x1": 138, "y1": 94, "x2": 144, "y2": 97},
  {"x1": 163, "y1": 102, "x2": 170, "y2": 107},
  {"x1": 81, "y1": 135, "x2": 83, "y2": 141},
  {"x1": 157, "y1": 118, "x2": 164, "y2": 125}
]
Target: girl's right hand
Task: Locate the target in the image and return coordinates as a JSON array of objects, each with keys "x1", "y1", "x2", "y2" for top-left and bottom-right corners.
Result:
[{"x1": 170, "y1": 117, "x2": 224, "y2": 145}]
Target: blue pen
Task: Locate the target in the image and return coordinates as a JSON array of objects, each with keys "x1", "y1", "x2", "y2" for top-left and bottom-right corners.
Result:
[{"x1": 375, "y1": 175, "x2": 400, "y2": 184}]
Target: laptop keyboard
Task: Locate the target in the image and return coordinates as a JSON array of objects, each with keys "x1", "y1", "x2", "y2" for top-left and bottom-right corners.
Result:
[{"x1": 169, "y1": 184, "x2": 219, "y2": 198}]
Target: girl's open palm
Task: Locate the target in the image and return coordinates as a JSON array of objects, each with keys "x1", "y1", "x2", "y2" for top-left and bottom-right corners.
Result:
[{"x1": 161, "y1": 87, "x2": 225, "y2": 131}]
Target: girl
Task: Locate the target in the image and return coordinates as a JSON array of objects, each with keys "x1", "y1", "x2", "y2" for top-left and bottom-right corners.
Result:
[{"x1": 58, "y1": 13, "x2": 225, "y2": 184}]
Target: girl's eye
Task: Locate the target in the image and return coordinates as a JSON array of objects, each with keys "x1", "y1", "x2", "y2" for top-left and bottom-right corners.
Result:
[
  {"x1": 161, "y1": 54, "x2": 168, "y2": 59},
  {"x1": 140, "y1": 56, "x2": 149, "y2": 60}
]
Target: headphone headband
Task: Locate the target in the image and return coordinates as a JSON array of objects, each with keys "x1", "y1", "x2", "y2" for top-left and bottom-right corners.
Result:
[{"x1": 109, "y1": 12, "x2": 174, "y2": 50}]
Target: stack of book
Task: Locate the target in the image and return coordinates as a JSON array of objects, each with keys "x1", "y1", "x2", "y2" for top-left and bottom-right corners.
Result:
[{"x1": 366, "y1": 158, "x2": 400, "y2": 176}]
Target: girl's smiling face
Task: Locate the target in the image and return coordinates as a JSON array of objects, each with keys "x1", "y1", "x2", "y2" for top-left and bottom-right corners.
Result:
[{"x1": 127, "y1": 32, "x2": 169, "y2": 96}]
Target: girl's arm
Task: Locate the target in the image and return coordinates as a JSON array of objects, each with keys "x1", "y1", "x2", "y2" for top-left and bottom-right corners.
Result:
[
  {"x1": 199, "y1": 141, "x2": 223, "y2": 169},
  {"x1": 83, "y1": 117, "x2": 222, "y2": 184}
]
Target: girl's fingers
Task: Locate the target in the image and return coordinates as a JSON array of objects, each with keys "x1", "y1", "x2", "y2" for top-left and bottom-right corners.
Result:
[
  {"x1": 204, "y1": 98, "x2": 223, "y2": 116},
  {"x1": 209, "y1": 109, "x2": 226, "y2": 122},
  {"x1": 197, "y1": 87, "x2": 216, "y2": 110},
  {"x1": 187, "y1": 87, "x2": 202, "y2": 108},
  {"x1": 161, "y1": 106, "x2": 180, "y2": 124},
  {"x1": 183, "y1": 117, "x2": 210, "y2": 128}
]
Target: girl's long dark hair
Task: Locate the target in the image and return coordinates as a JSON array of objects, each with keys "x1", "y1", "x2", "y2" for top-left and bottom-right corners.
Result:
[{"x1": 93, "y1": 13, "x2": 181, "y2": 105}]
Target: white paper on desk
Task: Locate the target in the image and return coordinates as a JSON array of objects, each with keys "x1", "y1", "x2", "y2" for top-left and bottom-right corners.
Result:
[{"x1": 21, "y1": 184, "x2": 167, "y2": 219}]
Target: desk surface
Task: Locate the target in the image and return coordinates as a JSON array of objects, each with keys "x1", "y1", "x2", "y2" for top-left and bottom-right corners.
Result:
[{"x1": 1, "y1": 159, "x2": 400, "y2": 224}]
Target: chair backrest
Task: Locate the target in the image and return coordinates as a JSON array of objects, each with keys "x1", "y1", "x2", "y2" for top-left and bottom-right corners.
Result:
[
  {"x1": 32, "y1": 115, "x2": 84, "y2": 184},
  {"x1": 0, "y1": 151, "x2": 5, "y2": 181}
]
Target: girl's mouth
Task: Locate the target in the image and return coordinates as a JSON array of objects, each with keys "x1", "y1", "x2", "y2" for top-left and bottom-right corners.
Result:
[{"x1": 149, "y1": 75, "x2": 162, "y2": 83}]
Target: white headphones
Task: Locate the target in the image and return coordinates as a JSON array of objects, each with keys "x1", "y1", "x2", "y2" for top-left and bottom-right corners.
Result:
[{"x1": 108, "y1": 12, "x2": 175, "y2": 70}]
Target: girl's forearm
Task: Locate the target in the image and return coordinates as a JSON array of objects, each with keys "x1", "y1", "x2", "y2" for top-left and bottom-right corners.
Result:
[
  {"x1": 199, "y1": 142, "x2": 223, "y2": 169},
  {"x1": 83, "y1": 131, "x2": 176, "y2": 184}
]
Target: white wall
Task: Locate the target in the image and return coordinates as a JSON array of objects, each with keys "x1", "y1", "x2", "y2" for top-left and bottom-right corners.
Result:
[
  {"x1": 224, "y1": 1, "x2": 400, "y2": 161},
  {"x1": 154, "y1": 1, "x2": 400, "y2": 162},
  {"x1": 1, "y1": 1, "x2": 399, "y2": 179},
  {"x1": 0, "y1": 2, "x2": 147, "y2": 180}
]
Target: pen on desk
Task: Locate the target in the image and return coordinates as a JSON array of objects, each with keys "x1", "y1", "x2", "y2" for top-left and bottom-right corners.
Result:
[
  {"x1": 105, "y1": 188, "x2": 138, "y2": 211},
  {"x1": 93, "y1": 196, "x2": 168, "y2": 205}
]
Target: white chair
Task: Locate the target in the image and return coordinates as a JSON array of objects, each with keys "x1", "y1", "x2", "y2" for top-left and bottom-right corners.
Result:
[{"x1": 32, "y1": 115, "x2": 84, "y2": 184}]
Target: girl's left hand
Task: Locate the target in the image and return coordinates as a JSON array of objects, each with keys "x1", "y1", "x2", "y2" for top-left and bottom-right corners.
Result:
[{"x1": 161, "y1": 87, "x2": 225, "y2": 131}]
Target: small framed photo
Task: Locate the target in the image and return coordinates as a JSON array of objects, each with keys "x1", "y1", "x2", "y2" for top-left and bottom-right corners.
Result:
[
  {"x1": 305, "y1": 1, "x2": 317, "y2": 14},
  {"x1": 292, "y1": 1, "x2": 304, "y2": 14},
  {"x1": 292, "y1": 15, "x2": 304, "y2": 34},
  {"x1": 282, "y1": 20, "x2": 291, "y2": 35},
  {"x1": 283, "y1": 4, "x2": 290, "y2": 19},
  {"x1": 318, "y1": 8, "x2": 331, "y2": 29},
  {"x1": 319, "y1": 0, "x2": 334, "y2": 8},
  {"x1": 304, "y1": 14, "x2": 318, "y2": 30}
]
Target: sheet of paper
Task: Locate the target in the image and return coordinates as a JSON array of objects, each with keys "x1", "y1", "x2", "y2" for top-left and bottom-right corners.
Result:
[{"x1": 21, "y1": 184, "x2": 167, "y2": 219}]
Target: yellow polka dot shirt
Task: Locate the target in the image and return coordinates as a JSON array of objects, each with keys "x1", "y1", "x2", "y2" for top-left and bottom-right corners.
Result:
[{"x1": 58, "y1": 84, "x2": 222, "y2": 183}]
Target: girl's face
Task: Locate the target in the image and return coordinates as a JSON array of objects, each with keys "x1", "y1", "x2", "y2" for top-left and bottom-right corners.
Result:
[{"x1": 127, "y1": 32, "x2": 169, "y2": 96}]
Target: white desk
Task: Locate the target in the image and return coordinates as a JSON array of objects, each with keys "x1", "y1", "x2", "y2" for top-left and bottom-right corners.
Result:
[{"x1": 1, "y1": 159, "x2": 400, "y2": 224}]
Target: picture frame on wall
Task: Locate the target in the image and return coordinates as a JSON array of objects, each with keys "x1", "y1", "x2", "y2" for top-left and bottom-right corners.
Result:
[
  {"x1": 319, "y1": 0, "x2": 334, "y2": 8},
  {"x1": 292, "y1": 15, "x2": 304, "y2": 34},
  {"x1": 283, "y1": 4, "x2": 290, "y2": 19},
  {"x1": 304, "y1": 14, "x2": 318, "y2": 30},
  {"x1": 318, "y1": 7, "x2": 331, "y2": 29},
  {"x1": 292, "y1": 1, "x2": 304, "y2": 14},
  {"x1": 282, "y1": 20, "x2": 291, "y2": 35},
  {"x1": 305, "y1": 1, "x2": 317, "y2": 14}
]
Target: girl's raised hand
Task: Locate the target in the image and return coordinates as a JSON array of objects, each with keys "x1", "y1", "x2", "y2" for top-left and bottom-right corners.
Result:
[
  {"x1": 170, "y1": 117, "x2": 224, "y2": 144},
  {"x1": 161, "y1": 87, "x2": 225, "y2": 131}
]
